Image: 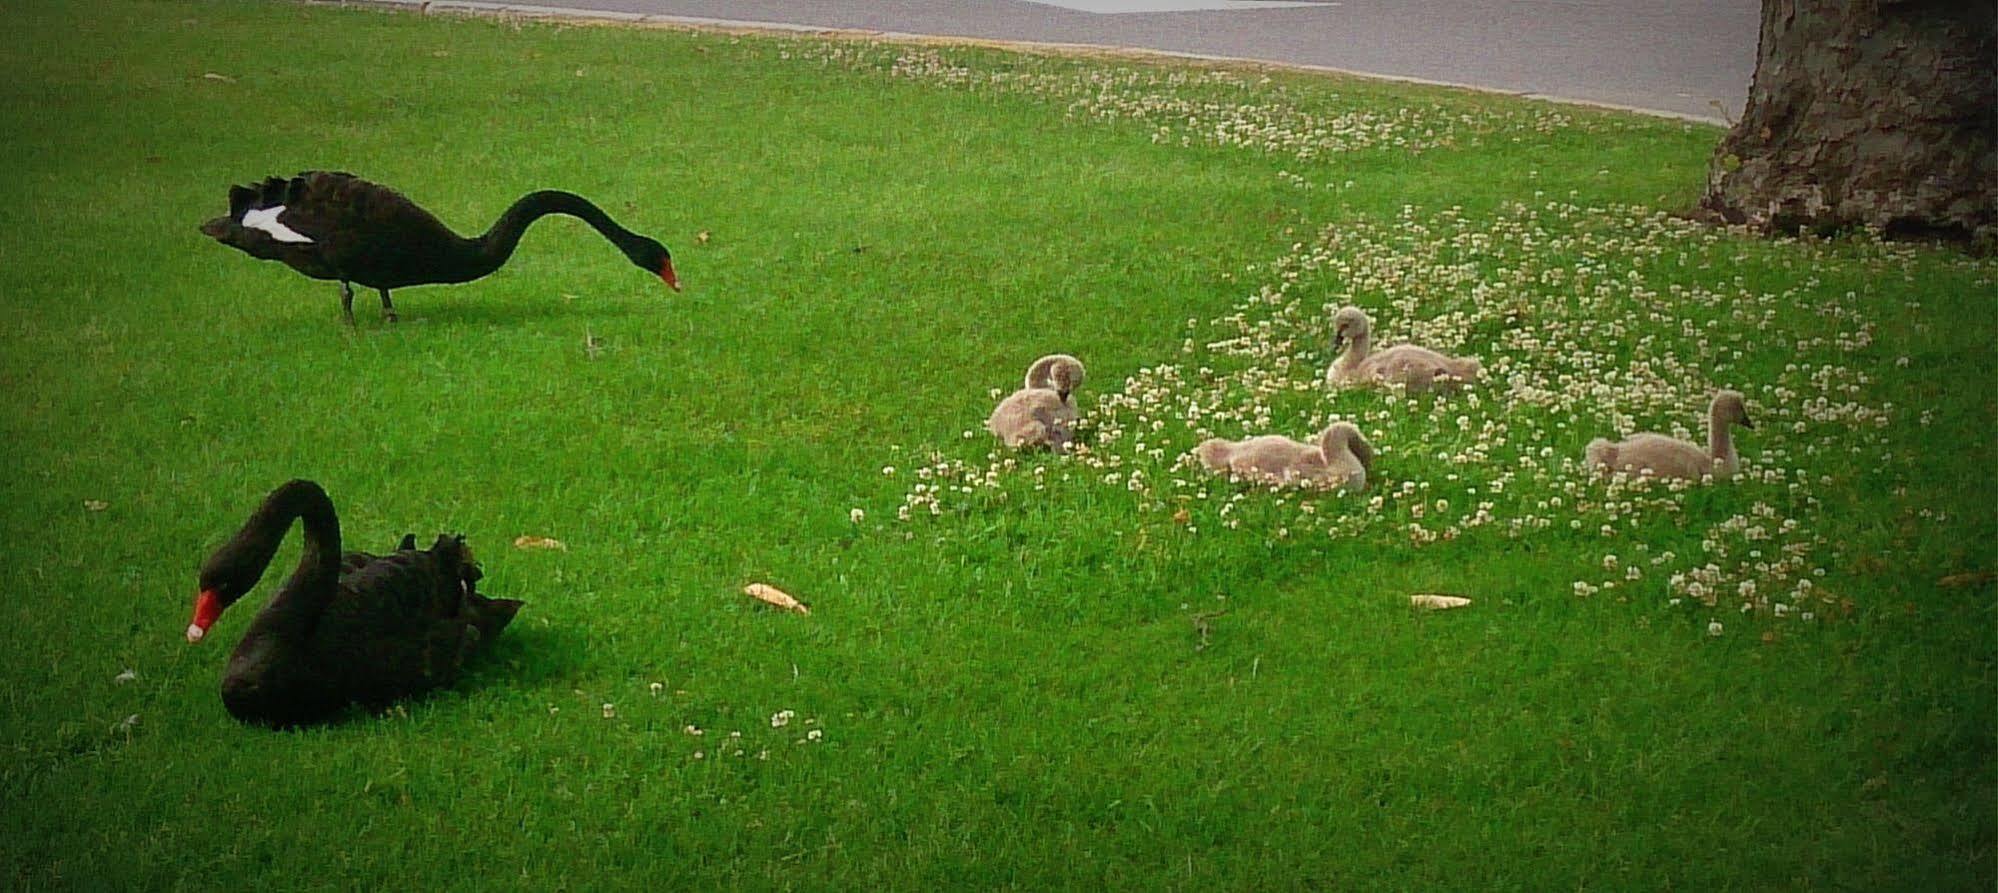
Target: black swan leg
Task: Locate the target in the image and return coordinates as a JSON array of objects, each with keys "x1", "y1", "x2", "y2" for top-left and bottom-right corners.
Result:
[
  {"x1": 378, "y1": 289, "x2": 398, "y2": 323},
  {"x1": 339, "y1": 282, "x2": 356, "y2": 325}
]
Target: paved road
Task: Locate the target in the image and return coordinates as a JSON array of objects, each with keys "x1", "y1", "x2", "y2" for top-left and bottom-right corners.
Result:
[{"x1": 480, "y1": 0, "x2": 1758, "y2": 122}]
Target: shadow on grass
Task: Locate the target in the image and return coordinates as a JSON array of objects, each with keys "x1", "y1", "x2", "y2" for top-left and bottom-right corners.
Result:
[
  {"x1": 458, "y1": 620, "x2": 583, "y2": 694},
  {"x1": 389, "y1": 297, "x2": 660, "y2": 328},
  {"x1": 253, "y1": 293, "x2": 662, "y2": 335}
]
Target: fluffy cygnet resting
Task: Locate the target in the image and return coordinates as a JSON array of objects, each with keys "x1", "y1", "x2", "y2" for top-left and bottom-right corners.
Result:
[
  {"x1": 988, "y1": 354, "x2": 1086, "y2": 452},
  {"x1": 1195, "y1": 421, "x2": 1373, "y2": 491},
  {"x1": 1325, "y1": 306, "x2": 1481, "y2": 391},
  {"x1": 1586, "y1": 390, "x2": 1754, "y2": 481}
]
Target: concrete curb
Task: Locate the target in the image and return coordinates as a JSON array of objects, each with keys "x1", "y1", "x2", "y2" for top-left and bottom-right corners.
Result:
[{"x1": 317, "y1": 0, "x2": 1730, "y2": 128}]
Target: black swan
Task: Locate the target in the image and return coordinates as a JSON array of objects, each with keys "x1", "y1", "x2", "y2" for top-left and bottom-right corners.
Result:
[
  {"x1": 200, "y1": 171, "x2": 679, "y2": 324},
  {"x1": 187, "y1": 480, "x2": 522, "y2": 727}
]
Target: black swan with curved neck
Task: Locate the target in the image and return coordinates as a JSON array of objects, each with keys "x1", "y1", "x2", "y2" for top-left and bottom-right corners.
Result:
[
  {"x1": 201, "y1": 171, "x2": 679, "y2": 324},
  {"x1": 188, "y1": 480, "x2": 522, "y2": 727}
]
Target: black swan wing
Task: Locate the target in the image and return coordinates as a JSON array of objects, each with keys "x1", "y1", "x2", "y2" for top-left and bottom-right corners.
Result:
[
  {"x1": 316, "y1": 547, "x2": 468, "y2": 701},
  {"x1": 280, "y1": 172, "x2": 471, "y2": 289}
]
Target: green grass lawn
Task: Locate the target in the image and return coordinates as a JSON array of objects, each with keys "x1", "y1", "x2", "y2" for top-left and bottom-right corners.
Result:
[{"x1": 2, "y1": 1, "x2": 1993, "y2": 888}]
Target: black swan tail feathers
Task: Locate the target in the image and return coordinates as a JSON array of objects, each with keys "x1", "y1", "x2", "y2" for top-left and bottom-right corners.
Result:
[
  {"x1": 228, "y1": 184, "x2": 258, "y2": 218},
  {"x1": 425, "y1": 531, "x2": 483, "y2": 595},
  {"x1": 464, "y1": 592, "x2": 524, "y2": 645},
  {"x1": 427, "y1": 533, "x2": 516, "y2": 646},
  {"x1": 202, "y1": 175, "x2": 324, "y2": 263},
  {"x1": 200, "y1": 214, "x2": 293, "y2": 260},
  {"x1": 202, "y1": 173, "x2": 361, "y2": 271}
]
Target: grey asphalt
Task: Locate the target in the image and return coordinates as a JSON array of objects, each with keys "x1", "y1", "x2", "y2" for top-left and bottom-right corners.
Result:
[{"x1": 465, "y1": 0, "x2": 1758, "y2": 122}]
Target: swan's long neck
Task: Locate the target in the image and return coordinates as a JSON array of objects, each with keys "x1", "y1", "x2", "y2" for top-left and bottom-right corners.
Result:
[
  {"x1": 1708, "y1": 407, "x2": 1738, "y2": 470},
  {"x1": 1025, "y1": 359, "x2": 1055, "y2": 391},
  {"x1": 234, "y1": 480, "x2": 343, "y2": 641},
  {"x1": 1345, "y1": 430, "x2": 1375, "y2": 470},
  {"x1": 1318, "y1": 428, "x2": 1344, "y2": 462},
  {"x1": 469, "y1": 190, "x2": 638, "y2": 277},
  {"x1": 1338, "y1": 330, "x2": 1370, "y2": 370}
]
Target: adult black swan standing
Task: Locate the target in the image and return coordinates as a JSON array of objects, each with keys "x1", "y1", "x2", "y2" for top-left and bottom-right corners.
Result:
[
  {"x1": 200, "y1": 171, "x2": 680, "y2": 324},
  {"x1": 186, "y1": 479, "x2": 522, "y2": 727}
]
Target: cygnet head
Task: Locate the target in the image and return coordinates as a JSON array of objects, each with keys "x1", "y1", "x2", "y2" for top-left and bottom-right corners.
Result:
[
  {"x1": 1193, "y1": 438, "x2": 1233, "y2": 471},
  {"x1": 1330, "y1": 306, "x2": 1371, "y2": 353},
  {"x1": 1027, "y1": 354, "x2": 1086, "y2": 401},
  {"x1": 1713, "y1": 390, "x2": 1753, "y2": 429}
]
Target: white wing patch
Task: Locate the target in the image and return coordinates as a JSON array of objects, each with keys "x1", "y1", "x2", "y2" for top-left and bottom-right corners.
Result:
[{"x1": 242, "y1": 205, "x2": 314, "y2": 244}]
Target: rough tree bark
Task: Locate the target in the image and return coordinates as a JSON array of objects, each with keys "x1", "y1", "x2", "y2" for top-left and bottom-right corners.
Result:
[{"x1": 1702, "y1": 0, "x2": 1995, "y2": 247}]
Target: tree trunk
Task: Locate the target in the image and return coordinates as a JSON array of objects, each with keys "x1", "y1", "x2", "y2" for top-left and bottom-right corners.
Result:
[{"x1": 1702, "y1": 0, "x2": 1995, "y2": 247}]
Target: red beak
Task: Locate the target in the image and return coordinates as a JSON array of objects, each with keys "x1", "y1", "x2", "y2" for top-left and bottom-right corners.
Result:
[
  {"x1": 660, "y1": 258, "x2": 681, "y2": 292},
  {"x1": 187, "y1": 589, "x2": 222, "y2": 643}
]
